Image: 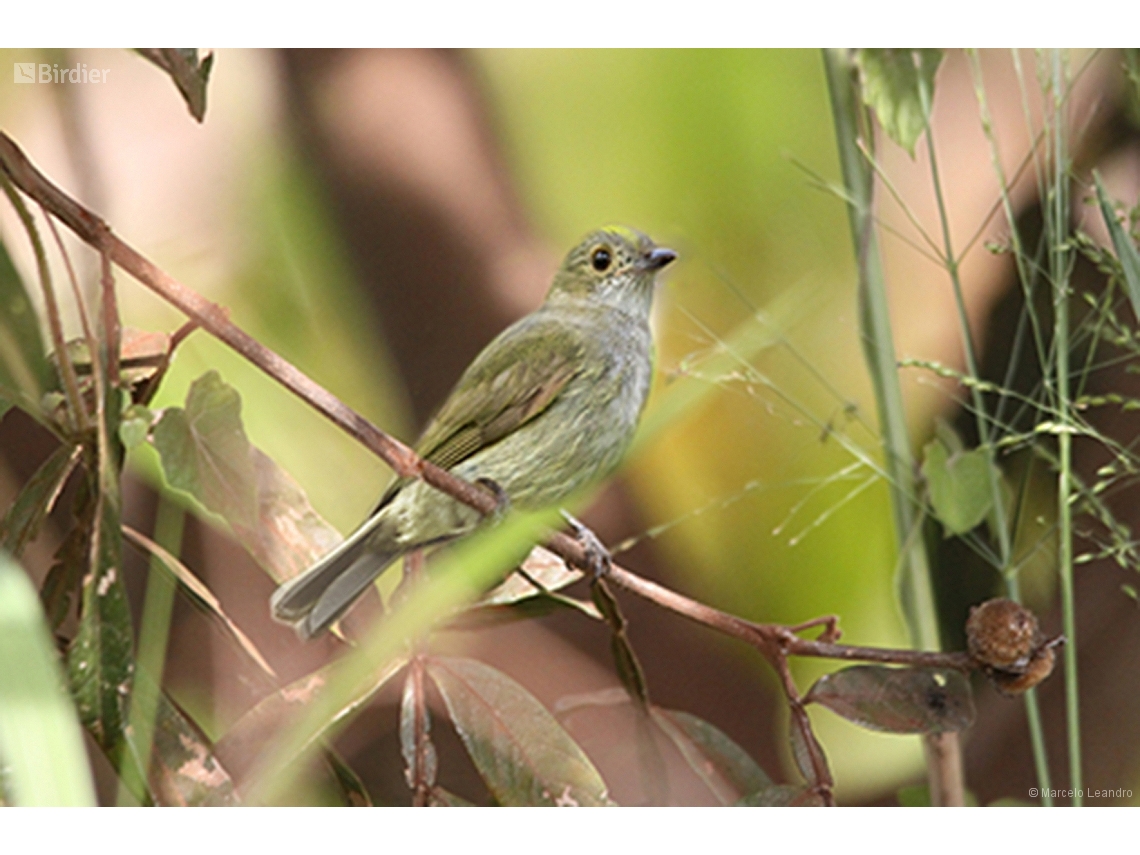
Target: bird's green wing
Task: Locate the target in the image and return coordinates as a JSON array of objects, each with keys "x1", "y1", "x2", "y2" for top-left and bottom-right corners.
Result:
[{"x1": 374, "y1": 318, "x2": 585, "y2": 509}]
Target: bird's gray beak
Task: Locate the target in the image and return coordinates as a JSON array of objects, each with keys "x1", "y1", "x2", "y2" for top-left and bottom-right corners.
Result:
[{"x1": 641, "y1": 247, "x2": 677, "y2": 271}]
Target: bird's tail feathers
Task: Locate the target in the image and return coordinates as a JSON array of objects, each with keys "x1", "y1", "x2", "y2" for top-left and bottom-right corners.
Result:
[{"x1": 270, "y1": 512, "x2": 400, "y2": 639}]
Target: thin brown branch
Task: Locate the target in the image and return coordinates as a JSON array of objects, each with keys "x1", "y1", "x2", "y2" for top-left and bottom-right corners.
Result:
[
  {"x1": 0, "y1": 165, "x2": 87, "y2": 432},
  {"x1": 605, "y1": 564, "x2": 974, "y2": 671},
  {"x1": 0, "y1": 131, "x2": 493, "y2": 515},
  {"x1": 100, "y1": 251, "x2": 121, "y2": 389},
  {"x1": 924, "y1": 732, "x2": 965, "y2": 807},
  {"x1": 134, "y1": 318, "x2": 197, "y2": 406},
  {"x1": 408, "y1": 654, "x2": 431, "y2": 807}
]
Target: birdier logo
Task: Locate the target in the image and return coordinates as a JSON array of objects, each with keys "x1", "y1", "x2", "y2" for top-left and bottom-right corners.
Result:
[{"x1": 12, "y1": 62, "x2": 110, "y2": 84}]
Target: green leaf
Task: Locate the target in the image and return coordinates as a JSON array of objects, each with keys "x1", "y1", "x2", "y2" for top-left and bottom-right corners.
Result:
[
  {"x1": 118, "y1": 404, "x2": 153, "y2": 450},
  {"x1": 0, "y1": 237, "x2": 50, "y2": 415},
  {"x1": 0, "y1": 444, "x2": 80, "y2": 558},
  {"x1": 805, "y1": 665, "x2": 975, "y2": 734},
  {"x1": 922, "y1": 437, "x2": 996, "y2": 534},
  {"x1": 650, "y1": 708, "x2": 772, "y2": 805},
  {"x1": 427, "y1": 656, "x2": 612, "y2": 806},
  {"x1": 65, "y1": 474, "x2": 141, "y2": 793},
  {"x1": 322, "y1": 750, "x2": 372, "y2": 806},
  {"x1": 135, "y1": 49, "x2": 214, "y2": 122},
  {"x1": 0, "y1": 550, "x2": 96, "y2": 806},
  {"x1": 152, "y1": 371, "x2": 258, "y2": 529},
  {"x1": 152, "y1": 373, "x2": 343, "y2": 585},
  {"x1": 1123, "y1": 49, "x2": 1140, "y2": 125},
  {"x1": 897, "y1": 782, "x2": 978, "y2": 807},
  {"x1": 1094, "y1": 172, "x2": 1140, "y2": 324},
  {"x1": 855, "y1": 49, "x2": 943, "y2": 156}
]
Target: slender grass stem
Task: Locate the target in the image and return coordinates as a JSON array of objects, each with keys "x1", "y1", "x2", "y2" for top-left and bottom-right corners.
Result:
[
  {"x1": 965, "y1": 51, "x2": 1056, "y2": 801},
  {"x1": 917, "y1": 71, "x2": 1015, "y2": 573},
  {"x1": 115, "y1": 499, "x2": 184, "y2": 806},
  {"x1": 823, "y1": 48, "x2": 955, "y2": 804},
  {"x1": 1049, "y1": 50, "x2": 1082, "y2": 805}
]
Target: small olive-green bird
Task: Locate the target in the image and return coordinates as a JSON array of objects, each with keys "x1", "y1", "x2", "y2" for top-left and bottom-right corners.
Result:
[{"x1": 271, "y1": 226, "x2": 676, "y2": 638}]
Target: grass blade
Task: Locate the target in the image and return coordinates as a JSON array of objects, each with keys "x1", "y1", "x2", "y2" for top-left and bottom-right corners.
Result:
[{"x1": 0, "y1": 550, "x2": 96, "y2": 806}]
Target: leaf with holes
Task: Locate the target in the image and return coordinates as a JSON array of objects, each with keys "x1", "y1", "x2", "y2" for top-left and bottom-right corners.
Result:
[
  {"x1": 146, "y1": 691, "x2": 238, "y2": 806},
  {"x1": 65, "y1": 474, "x2": 144, "y2": 798},
  {"x1": 427, "y1": 656, "x2": 611, "y2": 806},
  {"x1": 805, "y1": 665, "x2": 975, "y2": 734}
]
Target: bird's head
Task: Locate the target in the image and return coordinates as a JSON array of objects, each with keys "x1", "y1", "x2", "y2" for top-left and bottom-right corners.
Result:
[{"x1": 547, "y1": 225, "x2": 676, "y2": 315}]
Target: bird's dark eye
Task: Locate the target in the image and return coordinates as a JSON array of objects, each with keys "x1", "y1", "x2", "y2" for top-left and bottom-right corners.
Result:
[{"x1": 591, "y1": 246, "x2": 612, "y2": 272}]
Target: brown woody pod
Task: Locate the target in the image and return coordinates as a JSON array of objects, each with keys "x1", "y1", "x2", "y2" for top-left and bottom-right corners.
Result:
[
  {"x1": 965, "y1": 597, "x2": 1060, "y2": 695},
  {"x1": 966, "y1": 598, "x2": 1041, "y2": 672}
]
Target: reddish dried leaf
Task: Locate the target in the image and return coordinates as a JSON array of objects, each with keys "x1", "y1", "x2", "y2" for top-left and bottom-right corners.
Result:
[
  {"x1": 651, "y1": 708, "x2": 772, "y2": 805},
  {"x1": 788, "y1": 710, "x2": 831, "y2": 789},
  {"x1": 427, "y1": 656, "x2": 611, "y2": 807},
  {"x1": 805, "y1": 665, "x2": 975, "y2": 734}
]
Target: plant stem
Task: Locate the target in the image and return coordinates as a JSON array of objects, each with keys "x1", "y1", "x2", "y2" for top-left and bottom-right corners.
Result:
[
  {"x1": 822, "y1": 50, "x2": 940, "y2": 652},
  {"x1": 116, "y1": 498, "x2": 183, "y2": 805},
  {"x1": 823, "y1": 48, "x2": 955, "y2": 805},
  {"x1": 917, "y1": 68, "x2": 1014, "y2": 573},
  {"x1": 1049, "y1": 50, "x2": 1082, "y2": 805}
]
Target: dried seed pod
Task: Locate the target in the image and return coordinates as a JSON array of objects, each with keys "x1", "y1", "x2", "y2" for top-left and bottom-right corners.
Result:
[
  {"x1": 991, "y1": 645, "x2": 1057, "y2": 695},
  {"x1": 966, "y1": 598, "x2": 1041, "y2": 672}
]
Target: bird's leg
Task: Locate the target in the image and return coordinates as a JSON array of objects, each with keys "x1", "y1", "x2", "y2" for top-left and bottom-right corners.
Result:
[
  {"x1": 561, "y1": 511, "x2": 612, "y2": 579},
  {"x1": 475, "y1": 477, "x2": 511, "y2": 523}
]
